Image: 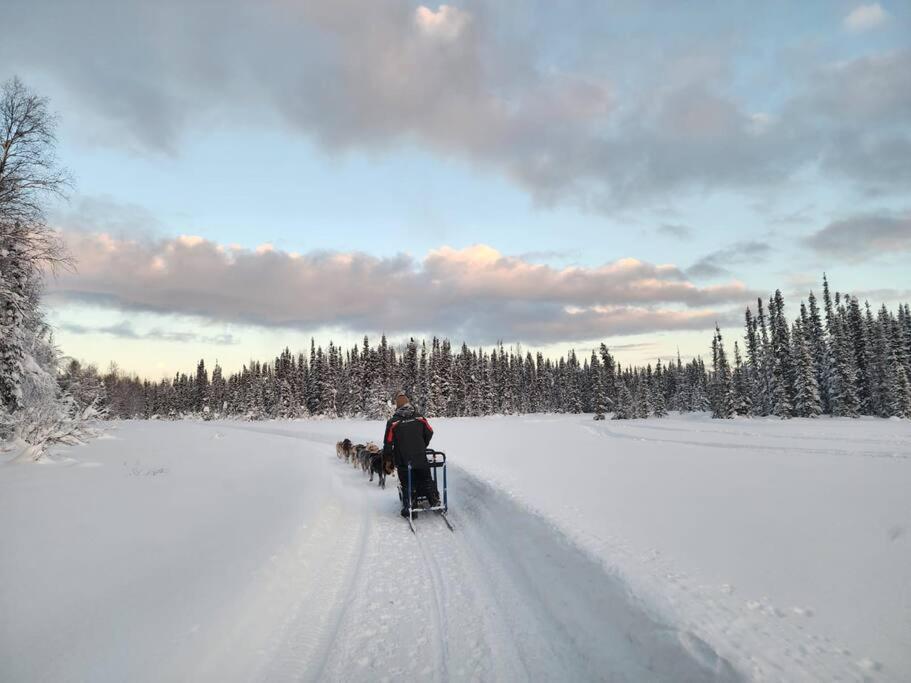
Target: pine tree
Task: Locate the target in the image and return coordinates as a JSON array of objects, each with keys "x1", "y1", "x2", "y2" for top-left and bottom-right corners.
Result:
[
  {"x1": 755, "y1": 298, "x2": 773, "y2": 416},
  {"x1": 710, "y1": 326, "x2": 735, "y2": 419},
  {"x1": 209, "y1": 361, "x2": 226, "y2": 416},
  {"x1": 416, "y1": 340, "x2": 429, "y2": 412},
  {"x1": 792, "y1": 319, "x2": 822, "y2": 417},
  {"x1": 0, "y1": 235, "x2": 29, "y2": 412},
  {"x1": 732, "y1": 341, "x2": 752, "y2": 416},
  {"x1": 402, "y1": 338, "x2": 418, "y2": 399},
  {"x1": 829, "y1": 303, "x2": 861, "y2": 418},
  {"x1": 612, "y1": 378, "x2": 634, "y2": 419},
  {"x1": 845, "y1": 296, "x2": 873, "y2": 413},
  {"x1": 887, "y1": 354, "x2": 911, "y2": 418},
  {"x1": 652, "y1": 360, "x2": 668, "y2": 417},
  {"x1": 195, "y1": 359, "x2": 208, "y2": 413},
  {"x1": 591, "y1": 350, "x2": 609, "y2": 419},
  {"x1": 768, "y1": 291, "x2": 794, "y2": 418},
  {"x1": 806, "y1": 291, "x2": 830, "y2": 413},
  {"x1": 743, "y1": 306, "x2": 761, "y2": 415}
]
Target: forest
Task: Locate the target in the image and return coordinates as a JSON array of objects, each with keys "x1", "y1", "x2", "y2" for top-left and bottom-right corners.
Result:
[{"x1": 62, "y1": 277, "x2": 911, "y2": 421}]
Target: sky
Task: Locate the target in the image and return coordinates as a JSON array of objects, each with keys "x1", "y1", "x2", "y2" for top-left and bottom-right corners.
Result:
[{"x1": 3, "y1": 0, "x2": 910, "y2": 378}]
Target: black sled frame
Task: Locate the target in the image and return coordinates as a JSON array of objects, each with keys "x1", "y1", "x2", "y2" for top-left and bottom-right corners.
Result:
[{"x1": 401, "y1": 448, "x2": 454, "y2": 533}]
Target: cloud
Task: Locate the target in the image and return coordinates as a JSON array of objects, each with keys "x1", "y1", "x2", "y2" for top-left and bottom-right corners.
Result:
[
  {"x1": 3, "y1": 2, "x2": 909, "y2": 209},
  {"x1": 656, "y1": 223, "x2": 692, "y2": 239},
  {"x1": 57, "y1": 320, "x2": 239, "y2": 345},
  {"x1": 687, "y1": 241, "x2": 773, "y2": 279},
  {"x1": 786, "y1": 50, "x2": 911, "y2": 191},
  {"x1": 47, "y1": 231, "x2": 755, "y2": 345},
  {"x1": 844, "y1": 4, "x2": 888, "y2": 32},
  {"x1": 414, "y1": 4, "x2": 470, "y2": 42},
  {"x1": 803, "y1": 211, "x2": 911, "y2": 261},
  {"x1": 845, "y1": 287, "x2": 911, "y2": 303},
  {"x1": 50, "y1": 195, "x2": 163, "y2": 237}
]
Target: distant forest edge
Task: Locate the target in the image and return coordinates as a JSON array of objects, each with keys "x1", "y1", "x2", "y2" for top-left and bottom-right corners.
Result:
[{"x1": 61, "y1": 277, "x2": 911, "y2": 421}]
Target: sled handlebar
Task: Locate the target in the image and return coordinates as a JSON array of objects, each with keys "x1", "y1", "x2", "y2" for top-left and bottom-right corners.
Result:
[{"x1": 424, "y1": 448, "x2": 446, "y2": 465}]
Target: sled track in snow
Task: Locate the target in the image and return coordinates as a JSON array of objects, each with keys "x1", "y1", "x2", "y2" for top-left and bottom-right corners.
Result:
[
  {"x1": 587, "y1": 421, "x2": 910, "y2": 460},
  {"x1": 223, "y1": 422, "x2": 741, "y2": 681},
  {"x1": 305, "y1": 500, "x2": 372, "y2": 682},
  {"x1": 413, "y1": 529, "x2": 451, "y2": 680}
]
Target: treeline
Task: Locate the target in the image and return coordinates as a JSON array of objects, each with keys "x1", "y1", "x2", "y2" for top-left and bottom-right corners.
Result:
[
  {"x1": 62, "y1": 277, "x2": 911, "y2": 421},
  {"x1": 61, "y1": 337, "x2": 707, "y2": 420},
  {"x1": 707, "y1": 277, "x2": 911, "y2": 419}
]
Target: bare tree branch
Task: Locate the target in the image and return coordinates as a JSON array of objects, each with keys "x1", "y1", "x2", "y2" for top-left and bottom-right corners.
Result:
[{"x1": 0, "y1": 76, "x2": 73, "y2": 277}]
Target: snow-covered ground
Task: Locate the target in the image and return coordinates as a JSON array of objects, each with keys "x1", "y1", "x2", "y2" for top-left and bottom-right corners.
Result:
[{"x1": 1, "y1": 414, "x2": 909, "y2": 682}]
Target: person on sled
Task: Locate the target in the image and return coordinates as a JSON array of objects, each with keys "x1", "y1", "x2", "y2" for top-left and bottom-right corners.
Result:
[{"x1": 383, "y1": 390, "x2": 439, "y2": 517}]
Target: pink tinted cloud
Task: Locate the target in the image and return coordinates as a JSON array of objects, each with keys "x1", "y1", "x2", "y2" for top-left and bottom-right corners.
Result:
[{"x1": 49, "y1": 231, "x2": 753, "y2": 343}]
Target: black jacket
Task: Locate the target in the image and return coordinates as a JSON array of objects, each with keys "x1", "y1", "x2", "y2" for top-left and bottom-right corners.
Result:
[{"x1": 383, "y1": 404, "x2": 433, "y2": 469}]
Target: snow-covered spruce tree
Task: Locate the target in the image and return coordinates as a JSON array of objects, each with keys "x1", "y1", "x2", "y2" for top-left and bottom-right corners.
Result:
[
  {"x1": 732, "y1": 341, "x2": 752, "y2": 416},
  {"x1": 277, "y1": 378, "x2": 295, "y2": 419},
  {"x1": 635, "y1": 369, "x2": 651, "y2": 418},
  {"x1": 830, "y1": 302, "x2": 861, "y2": 418},
  {"x1": 592, "y1": 369, "x2": 608, "y2": 420},
  {"x1": 792, "y1": 318, "x2": 822, "y2": 417},
  {"x1": 591, "y1": 350, "x2": 609, "y2": 419},
  {"x1": 866, "y1": 303, "x2": 890, "y2": 417},
  {"x1": 208, "y1": 361, "x2": 227, "y2": 417},
  {"x1": 402, "y1": 338, "x2": 418, "y2": 400},
  {"x1": 364, "y1": 372, "x2": 389, "y2": 420},
  {"x1": 319, "y1": 344, "x2": 338, "y2": 416},
  {"x1": 710, "y1": 326, "x2": 735, "y2": 419},
  {"x1": 305, "y1": 339, "x2": 319, "y2": 414},
  {"x1": 806, "y1": 291, "x2": 830, "y2": 414},
  {"x1": 768, "y1": 291, "x2": 795, "y2": 418},
  {"x1": 195, "y1": 359, "x2": 208, "y2": 414},
  {"x1": 599, "y1": 344, "x2": 616, "y2": 408},
  {"x1": 888, "y1": 354, "x2": 911, "y2": 419},
  {"x1": 569, "y1": 355, "x2": 581, "y2": 414},
  {"x1": 884, "y1": 349, "x2": 911, "y2": 419},
  {"x1": 522, "y1": 351, "x2": 536, "y2": 414},
  {"x1": 823, "y1": 279, "x2": 859, "y2": 417},
  {"x1": 416, "y1": 340, "x2": 429, "y2": 413},
  {"x1": 845, "y1": 296, "x2": 873, "y2": 413},
  {"x1": 743, "y1": 306, "x2": 761, "y2": 415},
  {"x1": 612, "y1": 378, "x2": 634, "y2": 420},
  {"x1": 469, "y1": 351, "x2": 485, "y2": 417},
  {"x1": 440, "y1": 339, "x2": 457, "y2": 416},
  {"x1": 652, "y1": 360, "x2": 668, "y2": 418},
  {"x1": 755, "y1": 298, "x2": 774, "y2": 416},
  {"x1": 899, "y1": 304, "x2": 911, "y2": 377}
]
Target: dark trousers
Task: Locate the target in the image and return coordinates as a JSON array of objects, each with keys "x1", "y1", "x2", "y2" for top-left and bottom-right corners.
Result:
[{"x1": 398, "y1": 466, "x2": 440, "y2": 508}]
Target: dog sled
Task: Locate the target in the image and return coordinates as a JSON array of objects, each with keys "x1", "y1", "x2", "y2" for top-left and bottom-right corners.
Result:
[{"x1": 400, "y1": 448, "x2": 454, "y2": 533}]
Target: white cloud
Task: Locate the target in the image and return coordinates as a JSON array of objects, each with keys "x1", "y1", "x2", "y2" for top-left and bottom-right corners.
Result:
[
  {"x1": 844, "y1": 3, "x2": 888, "y2": 32},
  {"x1": 414, "y1": 4, "x2": 470, "y2": 41}
]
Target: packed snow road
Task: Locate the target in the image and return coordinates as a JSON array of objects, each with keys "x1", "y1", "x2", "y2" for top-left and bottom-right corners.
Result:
[{"x1": 0, "y1": 420, "x2": 734, "y2": 682}]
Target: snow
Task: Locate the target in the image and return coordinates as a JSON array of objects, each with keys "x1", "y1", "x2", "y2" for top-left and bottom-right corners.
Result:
[{"x1": 2, "y1": 414, "x2": 909, "y2": 682}]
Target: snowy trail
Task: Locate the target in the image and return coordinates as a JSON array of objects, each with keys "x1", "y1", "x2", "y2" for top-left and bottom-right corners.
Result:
[
  {"x1": 223, "y1": 414, "x2": 911, "y2": 682},
  {"x1": 1, "y1": 420, "x2": 737, "y2": 682},
  {"x1": 223, "y1": 421, "x2": 737, "y2": 682},
  {"x1": 7, "y1": 415, "x2": 907, "y2": 681}
]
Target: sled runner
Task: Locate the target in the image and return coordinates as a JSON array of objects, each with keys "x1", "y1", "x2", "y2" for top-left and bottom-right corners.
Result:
[{"x1": 400, "y1": 448, "x2": 453, "y2": 533}]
